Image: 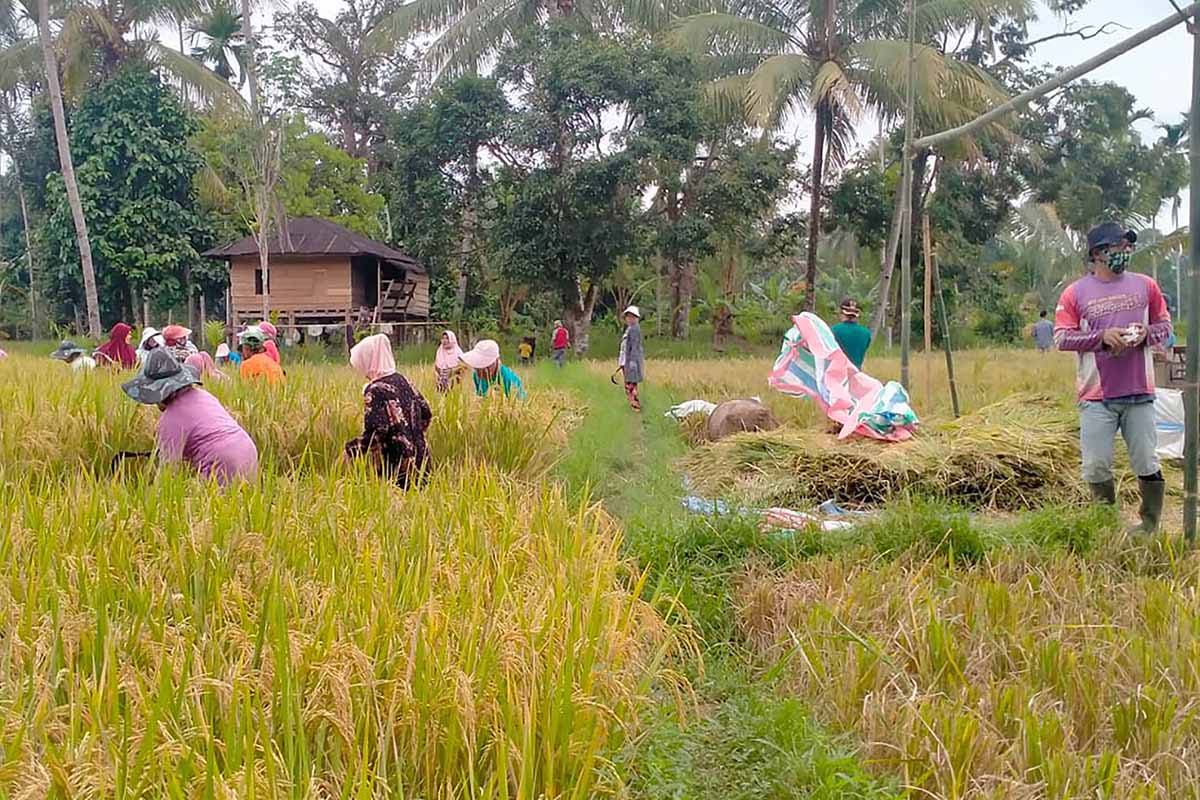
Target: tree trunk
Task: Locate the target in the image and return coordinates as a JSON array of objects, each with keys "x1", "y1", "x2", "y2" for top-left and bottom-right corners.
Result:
[
  {"x1": 803, "y1": 107, "x2": 827, "y2": 312},
  {"x1": 455, "y1": 152, "x2": 480, "y2": 319},
  {"x1": 15, "y1": 167, "x2": 37, "y2": 338},
  {"x1": 199, "y1": 291, "x2": 207, "y2": 330},
  {"x1": 240, "y1": 0, "x2": 261, "y2": 116},
  {"x1": 38, "y1": 0, "x2": 101, "y2": 339},
  {"x1": 143, "y1": 290, "x2": 151, "y2": 328},
  {"x1": 563, "y1": 282, "x2": 598, "y2": 353},
  {"x1": 669, "y1": 257, "x2": 695, "y2": 339},
  {"x1": 872, "y1": 149, "x2": 930, "y2": 338}
]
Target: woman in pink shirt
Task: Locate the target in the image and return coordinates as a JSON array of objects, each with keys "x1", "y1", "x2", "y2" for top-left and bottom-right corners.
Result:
[{"x1": 122, "y1": 349, "x2": 258, "y2": 485}]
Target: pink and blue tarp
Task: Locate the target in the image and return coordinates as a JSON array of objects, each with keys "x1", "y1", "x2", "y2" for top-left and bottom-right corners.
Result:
[{"x1": 768, "y1": 312, "x2": 918, "y2": 442}]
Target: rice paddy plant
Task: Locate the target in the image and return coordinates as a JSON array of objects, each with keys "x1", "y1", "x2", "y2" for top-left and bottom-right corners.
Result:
[
  {"x1": 0, "y1": 464, "x2": 677, "y2": 796},
  {"x1": 643, "y1": 349, "x2": 1077, "y2": 424},
  {"x1": 0, "y1": 356, "x2": 577, "y2": 480},
  {"x1": 735, "y1": 544, "x2": 1200, "y2": 798}
]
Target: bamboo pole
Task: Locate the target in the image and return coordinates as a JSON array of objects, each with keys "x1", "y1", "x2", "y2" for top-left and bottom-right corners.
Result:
[
  {"x1": 923, "y1": 213, "x2": 933, "y2": 402},
  {"x1": 913, "y1": 2, "x2": 1200, "y2": 151},
  {"x1": 931, "y1": 249, "x2": 960, "y2": 418},
  {"x1": 899, "y1": 0, "x2": 916, "y2": 390},
  {"x1": 1185, "y1": 10, "x2": 1200, "y2": 545}
]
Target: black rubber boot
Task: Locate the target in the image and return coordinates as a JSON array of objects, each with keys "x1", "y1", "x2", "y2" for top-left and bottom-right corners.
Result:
[
  {"x1": 1131, "y1": 476, "x2": 1166, "y2": 535},
  {"x1": 1088, "y1": 479, "x2": 1117, "y2": 505}
]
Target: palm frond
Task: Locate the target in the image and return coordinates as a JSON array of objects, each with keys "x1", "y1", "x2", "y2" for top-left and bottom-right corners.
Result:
[
  {"x1": 701, "y1": 74, "x2": 749, "y2": 126},
  {"x1": 810, "y1": 59, "x2": 862, "y2": 121},
  {"x1": 147, "y1": 41, "x2": 245, "y2": 106},
  {"x1": 668, "y1": 11, "x2": 796, "y2": 55},
  {"x1": 0, "y1": 34, "x2": 39, "y2": 93},
  {"x1": 744, "y1": 51, "x2": 809, "y2": 129}
]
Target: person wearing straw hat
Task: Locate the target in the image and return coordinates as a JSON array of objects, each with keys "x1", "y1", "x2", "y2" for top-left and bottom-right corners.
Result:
[
  {"x1": 617, "y1": 306, "x2": 644, "y2": 411},
  {"x1": 50, "y1": 340, "x2": 97, "y2": 371},
  {"x1": 460, "y1": 339, "x2": 526, "y2": 399},
  {"x1": 1055, "y1": 221, "x2": 1171, "y2": 534},
  {"x1": 121, "y1": 348, "x2": 258, "y2": 485},
  {"x1": 238, "y1": 327, "x2": 285, "y2": 385},
  {"x1": 344, "y1": 333, "x2": 432, "y2": 487},
  {"x1": 831, "y1": 298, "x2": 871, "y2": 369}
]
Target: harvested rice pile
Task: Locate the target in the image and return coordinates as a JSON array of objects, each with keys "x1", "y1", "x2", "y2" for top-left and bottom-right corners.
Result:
[{"x1": 684, "y1": 393, "x2": 1082, "y2": 509}]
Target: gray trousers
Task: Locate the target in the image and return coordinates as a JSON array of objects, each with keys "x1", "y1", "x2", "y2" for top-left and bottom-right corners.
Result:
[
  {"x1": 553, "y1": 347, "x2": 566, "y2": 367},
  {"x1": 1079, "y1": 399, "x2": 1159, "y2": 483}
]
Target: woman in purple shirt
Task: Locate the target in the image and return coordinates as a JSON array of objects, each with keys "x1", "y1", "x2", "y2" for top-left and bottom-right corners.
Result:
[{"x1": 121, "y1": 349, "x2": 259, "y2": 485}]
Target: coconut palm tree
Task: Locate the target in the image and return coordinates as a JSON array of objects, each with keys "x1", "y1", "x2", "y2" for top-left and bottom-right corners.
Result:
[
  {"x1": 1, "y1": 0, "x2": 240, "y2": 104},
  {"x1": 371, "y1": 0, "x2": 704, "y2": 79},
  {"x1": 189, "y1": 0, "x2": 246, "y2": 85},
  {"x1": 671, "y1": 0, "x2": 1026, "y2": 310},
  {"x1": 33, "y1": 0, "x2": 100, "y2": 336}
]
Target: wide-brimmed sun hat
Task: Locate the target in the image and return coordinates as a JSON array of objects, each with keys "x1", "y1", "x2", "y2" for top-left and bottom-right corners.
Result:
[
  {"x1": 215, "y1": 343, "x2": 231, "y2": 358},
  {"x1": 139, "y1": 327, "x2": 160, "y2": 347},
  {"x1": 460, "y1": 339, "x2": 501, "y2": 369},
  {"x1": 50, "y1": 340, "x2": 86, "y2": 360},
  {"x1": 122, "y1": 348, "x2": 200, "y2": 404},
  {"x1": 162, "y1": 324, "x2": 192, "y2": 343},
  {"x1": 623, "y1": 305, "x2": 641, "y2": 319}
]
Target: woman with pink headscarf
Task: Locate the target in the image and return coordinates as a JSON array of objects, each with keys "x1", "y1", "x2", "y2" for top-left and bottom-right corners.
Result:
[
  {"x1": 258, "y1": 320, "x2": 281, "y2": 364},
  {"x1": 344, "y1": 333, "x2": 432, "y2": 487},
  {"x1": 185, "y1": 352, "x2": 229, "y2": 381},
  {"x1": 433, "y1": 330, "x2": 464, "y2": 392}
]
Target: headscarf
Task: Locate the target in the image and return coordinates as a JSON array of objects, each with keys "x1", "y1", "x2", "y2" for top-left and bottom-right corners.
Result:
[
  {"x1": 350, "y1": 333, "x2": 397, "y2": 383},
  {"x1": 185, "y1": 351, "x2": 227, "y2": 381},
  {"x1": 263, "y1": 339, "x2": 281, "y2": 364},
  {"x1": 95, "y1": 322, "x2": 137, "y2": 368},
  {"x1": 435, "y1": 330, "x2": 464, "y2": 371}
]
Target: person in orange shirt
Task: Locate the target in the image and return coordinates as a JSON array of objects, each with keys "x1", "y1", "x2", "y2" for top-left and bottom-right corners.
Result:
[{"x1": 238, "y1": 328, "x2": 285, "y2": 385}]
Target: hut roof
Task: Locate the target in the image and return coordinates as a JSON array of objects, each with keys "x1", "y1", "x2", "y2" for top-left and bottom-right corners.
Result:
[{"x1": 203, "y1": 217, "x2": 424, "y2": 273}]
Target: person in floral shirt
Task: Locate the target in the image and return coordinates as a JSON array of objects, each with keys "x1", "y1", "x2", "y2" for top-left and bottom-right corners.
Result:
[{"x1": 344, "y1": 333, "x2": 432, "y2": 487}]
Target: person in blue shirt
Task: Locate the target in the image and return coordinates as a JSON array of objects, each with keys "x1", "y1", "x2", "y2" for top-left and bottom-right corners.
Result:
[{"x1": 460, "y1": 339, "x2": 526, "y2": 399}]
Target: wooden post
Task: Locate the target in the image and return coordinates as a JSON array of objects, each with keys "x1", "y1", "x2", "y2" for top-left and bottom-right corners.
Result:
[
  {"x1": 898, "y1": 0, "x2": 916, "y2": 389},
  {"x1": 1185, "y1": 9, "x2": 1200, "y2": 545},
  {"x1": 922, "y1": 213, "x2": 934, "y2": 403},
  {"x1": 932, "y1": 254, "x2": 961, "y2": 418},
  {"x1": 375, "y1": 261, "x2": 382, "y2": 324}
]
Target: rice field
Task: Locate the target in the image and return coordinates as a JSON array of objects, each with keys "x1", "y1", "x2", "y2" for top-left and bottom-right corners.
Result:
[
  {"x1": 0, "y1": 356, "x2": 676, "y2": 797},
  {"x1": 3, "y1": 347, "x2": 1200, "y2": 798}
]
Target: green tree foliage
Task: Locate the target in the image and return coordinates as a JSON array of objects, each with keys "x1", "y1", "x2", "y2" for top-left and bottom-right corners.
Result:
[
  {"x1": 484, "y1": 24, "x2": 699, "y2": 349},
  {"x1": 375, "y1": 75, "x2": 509, "y2": 320},
  {"x1": 273, "y1": 0, "x2": 415, "y2": 158},
  {"x1": 197, "y1": 112, "x2": 385, "y2": 240},
  {"x1": 42, "y1": 67, "x2": 213, "y2": 323},
  {"x1": 1020, "y1": 81, "x2": 1188, "y2": 232}
]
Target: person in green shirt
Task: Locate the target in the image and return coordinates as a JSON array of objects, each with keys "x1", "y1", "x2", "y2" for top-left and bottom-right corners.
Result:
[
  {"x1": 460, "y1": 339, "x2": 527, "y2": 400},
  {"x1": 831, "y1": 297, "x2": 872, "y2": 369}
]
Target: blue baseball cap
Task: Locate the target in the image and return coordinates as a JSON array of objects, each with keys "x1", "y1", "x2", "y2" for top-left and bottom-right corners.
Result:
[{"x1": 1086, "y1": 222, "x2": 1136, "y2": 253}]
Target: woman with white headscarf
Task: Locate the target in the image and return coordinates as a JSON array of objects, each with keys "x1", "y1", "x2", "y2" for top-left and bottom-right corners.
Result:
[{"x1": 344, "y1": 333, "x2": 432, "y2": 487}]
